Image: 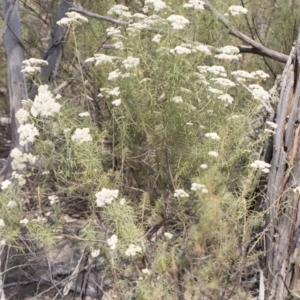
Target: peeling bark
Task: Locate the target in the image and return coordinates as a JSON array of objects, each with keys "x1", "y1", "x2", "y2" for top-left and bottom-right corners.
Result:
[
  {"x1": 265, "y1": 32, "x2": 300, "y2": 299},
  {"x1": 0, "y1": 0, "x2": 27, "y2": 181}
]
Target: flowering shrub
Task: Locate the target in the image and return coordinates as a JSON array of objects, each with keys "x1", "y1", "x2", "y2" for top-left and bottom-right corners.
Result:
[{"x1": 0, "y1": 0, "x2": 281, "y2": 298}]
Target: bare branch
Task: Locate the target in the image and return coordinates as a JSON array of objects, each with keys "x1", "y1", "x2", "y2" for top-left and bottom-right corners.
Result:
[{"x1": 203, "y1": 0, "x2": 289, "y2": 63}]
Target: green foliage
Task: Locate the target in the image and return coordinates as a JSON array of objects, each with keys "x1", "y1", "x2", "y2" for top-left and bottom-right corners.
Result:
[{"x1": 1, "y1": 0, "x2": 295, "y2": 298}]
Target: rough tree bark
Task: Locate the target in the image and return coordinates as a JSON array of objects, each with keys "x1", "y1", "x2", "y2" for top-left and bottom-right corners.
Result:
[
  {"x1": 265, "y1": 32, "x2": 300, "y2": 299},
  {"x1": 0, "y1": 0, "x2": 28, "y2": 181}
]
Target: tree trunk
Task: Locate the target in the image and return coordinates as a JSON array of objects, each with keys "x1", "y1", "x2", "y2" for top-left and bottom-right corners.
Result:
[
  {"x1": 0, "y1": 0, "x2": 27, "y2": 181},
  {"x1": 28, "y1": 0, "x2": 74, "y2": 99},
  {"x1": 265, "y1": 31, "x2": 300, "y2": 299}
]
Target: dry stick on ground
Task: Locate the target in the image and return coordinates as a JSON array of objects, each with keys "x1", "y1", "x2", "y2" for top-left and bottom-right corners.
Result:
[{"x1": 203, "y1": 0, "x2": 288, "y2": 63}]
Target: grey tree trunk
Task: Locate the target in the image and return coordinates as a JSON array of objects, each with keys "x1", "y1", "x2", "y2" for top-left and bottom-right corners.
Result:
[
  {"x1": 0, "y1": 0, "x2": 27, "y2": 181},
  {"x1": 265, "y1": 32, "x2": 300, "y2": 299},
  {"x1": 28, "y1": 0, "x2": 74, "y2": 99}
]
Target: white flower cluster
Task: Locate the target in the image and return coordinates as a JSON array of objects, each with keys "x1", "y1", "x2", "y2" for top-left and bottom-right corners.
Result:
[
  {"x1": 31, "y1": 85, "x2": 61, "y2": 117},
  {"x1": 108, "y1": 4, "x2": 132, "y2": 19},
  {"x1": 208, "y1": 151, "x2": 219, "y2": 158},
  {"x1": 171, "y1": 96, "x2": 183, "y2": 103},
  {"x1": 100, "y1": 87, "x2": 121, "y2": 97},
  {"x1": 170, "y1": 43, "x2": 211, "y2": 55},
  {"x1": 174, "y1": 189, "x2": 189, "y2": 198},
  {"x1": 78, "y1": 112, "x2": 90, "y2": 117},
  {"x1": 107, "y1": 234, "x2": 118, "y2": 250},
  {"x1": 1, "y1": 180, "x2": 11, "y2": 190},
  {"x1": 91, "y1": 249, "x2": 100, "y2": 258},
  {"x1": 183, "y1": 0, "x2": 205, "y2": 10},
  {"x1": 71, "y1": 128, "x2": 93, "y2": 144},
  {"x1": 7, "y1": 200, "x2": 17, "y2": 208},
  {"x1": 48, "y1": 195, "x2": 59, "y2": 205},
  {"x1": 16, "y1": 109, "x2": 30, "y2": 124},
  {"x1": 57, "y1": 12, "x2": 88, "y2": 27},
  {"x1": 85, "y1": 54, "x2": 117, "y2": 66},
  {"x1": 106, "y1": 27, "x2": 122, "y2": 37},
  {"x1": 231, "y1": 70, "x2": 255, "y2": 81},
  {"x1": 144, "y1": 0, "x2": 168, "y2": 11},
  {"x1": 249, "y1": 84, "x2": 270, "y2": 101},
  {"x1": 218, "y1": 94, "x2": 234, "y2": 104},
  {"x1": 204, "y1": 132, "x2": 221, "y2": 140},
  {"x1": 211, "y1": 78, "x2": 236, "y2": 87},
  {"x1": 11, "y1": 148, "x2": 37, "y2": 171},
  {"x1": 200, "y1": 164, "x2": 208, "y2": 169},
  {"x1": 108, "y1": 69, "x2": 122, "y2": 81},
  {"x1": 251, "y1": 70, "x2": 270, "y2": 80},
  {"x1": 197, "y1": 65, "x2": 227, "y2": 77},
  {"x1": 21, "y1": 58, "x2": 48, "y2": 75},
  {"x1": 293, "y1": 187, "x2": 300, "y2": 194},
  {"x1": 164, "y1": 232, "x2": 173, "y2": 239},
  {"x1": 167, "y1": 15, "x2": 190, "y2": 30},
  {"x1": 228, "y1": 5, "x2": 248, "y2": 16},
  {"x1": 18, "y1": 123, "x2": 39, "y2": 146},
  {"x1": 95, "y1": 188, "x2": 119, "y2": 207},
  {"x1": 191, "y1": 183, "x2": 208, "y2": 193},
  {"x1": 215, "y1": 46, "x2": 241, "y2": 61},
  {"x1": 125, "y1": 244, "x2": 142, "y2": 257},
  {"x1": 152, "y1": 34, "x2": 162, "y2": 43},
  {"x1": 122, "y1": 56, "x2": 140, "y2": 69},
  {"x1": 250, "y1": 160, "x2": 271, "y2": 173},
  {"x1": 0, "y1": 219, "x2": 5, "y2": 227}
]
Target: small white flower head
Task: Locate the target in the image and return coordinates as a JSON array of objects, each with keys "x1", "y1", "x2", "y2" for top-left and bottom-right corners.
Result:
[
  {"x1": 16, "y1": 108, "x2": 30, "y2": 124},
  {"x1": 198, "y1": 65, "x2": 227, "y2": 77},
  {"x1": 219, "y1": 46, "x2": 240, "y2": 55},
  {"x1": 125, "y1": 244, "x2": 142, "y2": 257},
  {"x1": 0, "y1": 219, "x2": 5, "y2": 227},
  {"x1": 211, "y1": 78, "x2": 236, "y2": 87},
  {"x1": 144, "y1": 0, "x2": 168, "y2": 11},
  {"x1": 31, "y1": 85, "x2": 61, "y2": 118},
  {"x1": 122, "y1": 56, "x2": 140, "y2": 69},
  {"x1": 18, "y1": 123, "x2": 39, "y2": 146},
  {"x1": 106, "y1": 26, "x2": 121, "y2": 37},
  {"x1": 169, "y1": 46, "x2": 192, "y2": 55},
  {"x1": 64, "y1": 128, "x2": 71, "y2": 135},
  {"x1": 200, "y1": 164, "x2": 208, "y2": 169},
  {"x1": 78, "y1": 112, "x2": 90, "y2": 117},
  {"x1": 208, "y1": 87, "x2": 223, "y2": 95},
  {"x1": 91, "y1": 249, "x2": 100, "y2": 258},
  {"x1": 0, "y1": 240, "x2": 5, "y2": 245},
  {"x1": 164, "y1": 232, "x2": 174, "y2": 240},
  {"x1": 107, "y1": 4, "x2": 132, "y2": 19},
  {"x1": 208, "y1": 151, "x2": 219, "y2": 158},
  {"x1": 204, "y1": 132, "x2": 221, "y2": 140},
  {"x1": 248, "y1": 84, "x2": 270, "y2": 101},
  {"x1": 120, "y1": 198, "x2": 126, "y2": 205},
  {"x1": 228, "y1": 5, "x2": 248, "y2": 16},
  {"x1": 174, "y1": 189, "x2": 189, "y2": 198},
  {"x1": 12, "y1": 172, "x2": 26, "y2": 186},
  {"x1": 167, "y1": 15, "x2": 190, "y2": 30},
  {"x1": 114, "y1": 41, "x2": 124, "y2": 50},
  {"x1": 266, "y1": 121, "x2": 278, "y2": 129},
  {"x1": 1, "y1": 180, "x2": 12, "y2": 190},
  {"x1": 194, "y1": 44, "x2": 211, "y2": 55},
  {"x1": 48, "y1": 195, "x2": 59, "y2": 205},
  {"x1": 201, "y1": 188, "x2": 209, "y2": 194},
  {"x1": 171, "y1": 96, "x2": 183, "y2": 103},
  {"x1": 152, "y1": 34, "x2": 162, "y2": 43},
  {"x1": 251, "y1": 70, "x2": 270, "y2": 80},
  {"x1": 21, "y1": 58, "x2": 48, "y2": 75},
  {"x1": 57, "y1": 12, "x2": 88, "y2": 27},
  {"x1": 107, "y1": 234, "x2": 118, "y2": 250},
  {"x1": 250, "y1": 160, "x2": 271, "y2": 173},
  {"x1": 108, "y1": 69, "x2": 122, "y2": 81},
  {"x1": 231, "y1": 70, "x2": 255, "y2": 81},
  {"x1": 96, "y1": 188, "x2": 119, "y2": 207},
  {"x1": 85, "y1": 54, "x2": 116, "y2": 66},
  {"x1": 100, "y1": 87, "x2": 121, "y2": 97},
  {"x1": 112, "y1": 99, "x2": 122, "y2": 106},
  {"x1": 142, "y1": 268, "x2": 151, "y2": 275},
  {"x1": 190, "y1": 183, "x2": 205, "y2": 191},
  {"x1": 71, "y1": 128, "x2": 93, "y2": 144},
  {"x1": 218, "y1": 94, "x2": 234, "y2": 104},
  {"x1": 7, "y1": 200, "x2": 17, "y2": 208},
  {"x1": 183, "y1": 0, "x2": 205, "y2": 10},
  {"x1": 293, "y1": 186, "x2": 300, "y2": 194}
]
